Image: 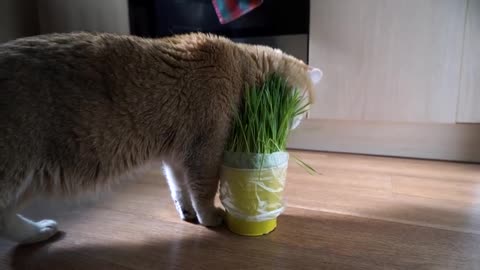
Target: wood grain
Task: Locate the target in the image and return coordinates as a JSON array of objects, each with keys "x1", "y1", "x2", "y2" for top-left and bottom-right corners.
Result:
[
  {"x1": 0, "y1": 151, "x2": 479, "y2": 270},
  {"x1": 308, "y1": 0, "x2": 467, "y2": 123},
  {"x1": 457, "y1": 0, "x2": 480, "y2": 123}
]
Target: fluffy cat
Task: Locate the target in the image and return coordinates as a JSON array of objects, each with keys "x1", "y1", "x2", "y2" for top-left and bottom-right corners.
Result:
[{"x1": 0, "y1": 32, "x2": 321, "y2": 244}]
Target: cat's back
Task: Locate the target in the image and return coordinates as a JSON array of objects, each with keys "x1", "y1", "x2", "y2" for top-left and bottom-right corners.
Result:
[
  {"x1": 0, "y1": 32, "x2": 104, "y2": 75},
  {"x1": 0, "y1": 32, "x2": 241, "y2": 177},
  {"x1": 0, "y1": 32, "x2": 153, "y2": 115},
  {"x1": 0, "y1": 32, "x2": 107, "y2": 123},
  {"x1": 0, "y1": 32, "x2": 108, "y2": 97},
  {"x1": 0, "y1": 33, "x2": 128, "y2": 165}
]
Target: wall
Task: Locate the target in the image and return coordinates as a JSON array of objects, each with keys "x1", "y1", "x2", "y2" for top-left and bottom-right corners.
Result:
[
  {"x1": 0, "y1": 0, "x2": 39, "y2": 42},
  {"x1": 37, "y1": 0, "x2": 130, "y2": 34}
]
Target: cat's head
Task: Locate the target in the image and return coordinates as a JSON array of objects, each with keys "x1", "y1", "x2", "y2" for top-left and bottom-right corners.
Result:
[
  {"x1": 290, "y1": 66, "x2": 323, "y2": 130},
  {"x1": 235, "y1": 43, "x2": 323, "y2": 130},
  {"x1": 267, "y1": 48, "x2": 323, "y2": 130}
]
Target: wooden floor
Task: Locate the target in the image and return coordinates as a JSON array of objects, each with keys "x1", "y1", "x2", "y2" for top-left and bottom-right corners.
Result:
[{"x1": 1, "y1": 151, "x2": 480, "y2": 270}]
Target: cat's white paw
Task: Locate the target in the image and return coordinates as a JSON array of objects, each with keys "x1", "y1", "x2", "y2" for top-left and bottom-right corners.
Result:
[
  {"x1": 19, "y1": 219, "x2": 58, "y2": 245},
  {"x1": 197, "y1": 208, "x2": 224, "y2": 227}
]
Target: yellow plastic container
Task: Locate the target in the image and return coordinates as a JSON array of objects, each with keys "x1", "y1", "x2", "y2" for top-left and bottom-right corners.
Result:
[
  {"x1": 225, "y1": 213, "x2": 277, "y2": 236},
  {"x1": 220, "y1": 152, "x2": 288, "y2": 236}
]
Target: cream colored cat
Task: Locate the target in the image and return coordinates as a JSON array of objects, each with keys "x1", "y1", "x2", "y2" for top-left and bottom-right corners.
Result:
[{"x1": 0, "y1": 32, "x2": 321, "y2": 244}]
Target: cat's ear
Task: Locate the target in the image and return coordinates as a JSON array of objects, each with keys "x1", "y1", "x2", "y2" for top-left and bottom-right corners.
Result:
[{"x1": 308, "y1": 67, "x2": 323, "y2": 85}]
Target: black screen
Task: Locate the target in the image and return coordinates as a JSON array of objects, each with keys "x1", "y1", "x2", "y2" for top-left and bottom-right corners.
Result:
[{"x1": 129, "y1": 0, "x2": 309, "y2": 38}]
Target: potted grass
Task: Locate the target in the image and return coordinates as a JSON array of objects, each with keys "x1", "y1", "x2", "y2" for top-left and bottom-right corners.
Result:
[{"x1": 220, "y1": 73, "x2": 317, "y2": 236}]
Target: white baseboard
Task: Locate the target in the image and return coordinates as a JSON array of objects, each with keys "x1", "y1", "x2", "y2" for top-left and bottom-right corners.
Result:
[{"x1": 288, "y1": 120, "x2": 480, "y2": 163}]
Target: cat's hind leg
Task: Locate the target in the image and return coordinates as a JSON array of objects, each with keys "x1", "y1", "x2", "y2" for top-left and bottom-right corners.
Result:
[
  {"x1": 0, "y1": 207, "x2": 58, "y2": 244},
  {"x1": 163, "y1": 162, "x2": 196, "y2": 221}
]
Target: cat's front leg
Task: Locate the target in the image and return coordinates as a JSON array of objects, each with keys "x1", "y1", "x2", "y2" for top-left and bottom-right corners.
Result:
[
  {"x1": 182, "y1": 136, "x2": 225, "y2": 227},
  {"x1": 187, "y1": 174, "x2": 224, "y2": 227},
  {"x1": 162, "y1": 162, "x2": 196, "y2": 221}
]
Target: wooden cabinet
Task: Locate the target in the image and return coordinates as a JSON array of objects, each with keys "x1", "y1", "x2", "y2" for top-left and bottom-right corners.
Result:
[{"x1": 289, "y1": 0, "x2": 480, "y2": 162}]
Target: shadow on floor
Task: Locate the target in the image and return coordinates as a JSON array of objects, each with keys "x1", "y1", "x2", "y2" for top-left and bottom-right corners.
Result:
[{"x1": 6, "y1": 211, "x2": 480, "y2": 270}]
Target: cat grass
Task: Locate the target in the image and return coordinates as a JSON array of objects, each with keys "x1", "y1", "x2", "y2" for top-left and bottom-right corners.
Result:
[{"x1": 226, "y1": 73, "x2": 317, "y2": 174}]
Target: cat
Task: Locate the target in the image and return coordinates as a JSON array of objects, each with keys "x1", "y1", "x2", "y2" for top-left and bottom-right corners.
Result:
[{"x1": 0, "y1": 32, "x2": 322, "y2": 244}]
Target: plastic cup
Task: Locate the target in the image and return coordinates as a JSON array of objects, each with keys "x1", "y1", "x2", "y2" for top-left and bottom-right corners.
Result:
[{"x1": 220, "y1": 152, "x2": 288, "y2": 236}]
